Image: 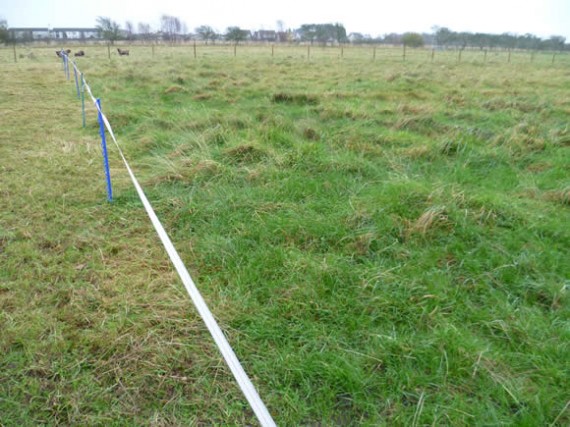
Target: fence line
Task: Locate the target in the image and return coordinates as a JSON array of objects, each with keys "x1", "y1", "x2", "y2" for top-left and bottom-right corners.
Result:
[
  {"x1": 3, "y1": 43, "x2": 569, "y2": 66},
  {"x1": 63, "y1": 53, "x2": 276, "y2": 427}
]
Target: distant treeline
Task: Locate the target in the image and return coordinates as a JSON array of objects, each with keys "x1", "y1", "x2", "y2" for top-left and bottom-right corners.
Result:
[
  {"x1": 351, "y1": 27, "x2": 567, "y2": 51},
  {"x1": 1, "y1": 17, "x2": 567, "y2": 52},
  {"x1": 431, "y1": 27, "x2": 566, "y2": 51}
]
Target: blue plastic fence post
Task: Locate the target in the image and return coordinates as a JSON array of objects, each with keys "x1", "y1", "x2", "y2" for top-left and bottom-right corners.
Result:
[
  {"x1": 96, "y1": 99, "x2": 113, "y2": 202},
  {"x1": 73, "y1": 64, "x2": 80, "y2": 99},
  {"x1": 81, "y1": 73, "x2": 86, "y2": 128},
  {"x1": 65, "y1": 54, "x2": 70, "y2": 80}
]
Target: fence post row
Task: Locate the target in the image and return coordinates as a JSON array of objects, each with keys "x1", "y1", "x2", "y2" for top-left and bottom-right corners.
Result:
[{"x1": 7, "y1": 42, "x2": 563, "y2": 68}]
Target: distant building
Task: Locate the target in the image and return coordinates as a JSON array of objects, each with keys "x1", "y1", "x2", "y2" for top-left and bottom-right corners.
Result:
[
  {"x1": 253, "y1": 30, "x2": 277, "y2": 42},
  {"x1": 9, "y1": 27, "x2": 100, "y2": 41},
  {"x1": 251, "y1": 30, "x2": 293, "y2": 43},
  {"x1": 54, "y1": 28, "x2": 99, "y2": 40}
]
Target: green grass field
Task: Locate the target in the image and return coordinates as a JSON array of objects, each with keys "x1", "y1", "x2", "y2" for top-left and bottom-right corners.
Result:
[{"x1": 1, "y1": 45, "x2": 569, "y2": 425}]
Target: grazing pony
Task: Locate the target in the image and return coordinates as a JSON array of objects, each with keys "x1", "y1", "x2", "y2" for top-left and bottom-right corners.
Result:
[
  {"x1": 117, "y1": 48, "x2": 130, "y2": 56},
  {"x1": 74, "y1": 50, "x2": 85, "y2": 57}
]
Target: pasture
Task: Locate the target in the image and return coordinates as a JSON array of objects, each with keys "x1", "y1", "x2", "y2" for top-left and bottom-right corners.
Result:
[{"x1": 1, "y1": 44, "x2": 569, "y2": 425}]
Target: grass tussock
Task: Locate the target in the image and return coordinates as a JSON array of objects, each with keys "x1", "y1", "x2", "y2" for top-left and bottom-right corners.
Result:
[
  {"x1": 192, "y1": 92, "x2": 212, "y2": 101},
  {"x1": 402, "y1": 145, "x2": 433, "y2": 159},
  {"x1": 223, "y1": 144, "x2": 267, "y2": 164},
  {"x1": 543, "y1": 188, "x2": 570, "y2": 205},
  {"x1": 302, "y1": 127, "x2": 321, "y2": 141},
  {"x1": 164, "y1": 85, "x2": 186, "y2": 94},
  {"x1": 440, "y1": 138, "x2": 468, "y2": 155},
  {"x1": 271, "y1": 92, "x2": 319, "y2": 105},
  {"x1": 493, "y1": 121, "x2": 547, "y2": 154},
  {"x1": 406, "y1": 206, "x2": 451, "y2": 237},
  {"x1": 148, "y1": 156, "x2": 223, "y2": 186}
]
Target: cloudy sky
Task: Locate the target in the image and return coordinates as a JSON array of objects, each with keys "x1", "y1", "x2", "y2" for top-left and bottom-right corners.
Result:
[{"x1": 2, "y1": 0, "x2": 569, "y2": 39}]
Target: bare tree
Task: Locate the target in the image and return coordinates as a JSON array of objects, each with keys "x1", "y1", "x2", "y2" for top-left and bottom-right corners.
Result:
[
  {"x1": 225, "y1": 27, "x2": 249, "y2": 44},
  {"x1": 547, "y1": 35, "x2": 566, "y2": 51},
  {"x1": 195, "y1": 25, "x2": 217, "y2": 44},
  {"x1": 161, "y1": 14, "x2": 182, "y2": 43},
  {"x1": 125, "y1": 21, "x2": 134, "y2": 40},
  {"x1": 402, "y1": 32, "x2": 424, "y2": 48},
  {"x1": 0, "y1": 18, "x2": 9, "y2": 44},
  {"x1": 96, "y1": 16, "x2": 121, "y2": 45},
  {"x1": 137, "y1": 22, "x2": 152, "y2": 41}
]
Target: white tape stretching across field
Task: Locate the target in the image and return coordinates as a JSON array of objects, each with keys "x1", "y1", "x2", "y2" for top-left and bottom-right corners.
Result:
[{"x1": 68, "y1": 58, "x2": 276, "y2": 427}]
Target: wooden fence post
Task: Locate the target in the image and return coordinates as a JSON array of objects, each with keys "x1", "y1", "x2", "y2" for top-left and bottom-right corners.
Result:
[
  {"x1": 403, "y1": 44, "x2": 406, "y2": 61},
  {"x1": 373, "y1": 46, "x2": 376, "y2": 61},
  {"x1": 193, "y1": 40, "x2": 197, "y2": 59},
  {"x1": 13, "y1": 43, "x2": 17, "y2": 63},
  {"x1": 431, "y1": 49, "x2": 435, "y2": 62},
  {"x1": 107, "y1": 43, "x2": 111, "y2": 60}
]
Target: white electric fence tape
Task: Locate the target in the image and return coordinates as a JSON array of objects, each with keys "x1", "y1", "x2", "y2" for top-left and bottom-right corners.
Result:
[{"x1": 70, "y1": 59, "x2": 276, "y2": 427}]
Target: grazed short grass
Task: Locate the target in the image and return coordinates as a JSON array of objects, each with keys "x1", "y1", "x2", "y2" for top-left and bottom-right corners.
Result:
[{"x1": 1, "y1": 45, "x2": 569, "y2": 425}]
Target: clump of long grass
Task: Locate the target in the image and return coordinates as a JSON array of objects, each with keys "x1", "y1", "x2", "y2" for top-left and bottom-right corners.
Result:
[
  {"x1": 271, "y1": 92, "x2": 319, "y2": 105},
  {"x1": 223, "y1": 144, "x2": 267, "y2": 164},
  {"x1": 493, "y1": 121, "x2": 547, "y2": 154},
  {"x1": 544, "y1": 188, "x2": 570, "y2": 205},
  {"x1": 164, "y1": 85, "x2": 186, "y2": 94},
  {"x1": 406, "y1": 205, "x2": 450, "y2": 237}
]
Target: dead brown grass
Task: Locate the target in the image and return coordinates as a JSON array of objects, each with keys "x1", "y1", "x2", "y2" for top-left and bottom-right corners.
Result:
[{"x1": 406, "y1": 206, "x2": 450, "y2": 237}]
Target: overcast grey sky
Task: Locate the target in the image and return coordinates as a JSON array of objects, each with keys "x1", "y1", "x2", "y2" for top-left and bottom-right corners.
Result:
[{"x1": 2, "y1": 0, "x2": 569, "y2": 39}]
